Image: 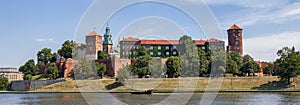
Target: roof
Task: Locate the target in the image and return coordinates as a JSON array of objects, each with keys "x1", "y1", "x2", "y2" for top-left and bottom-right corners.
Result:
[
  {"x1": 207, "y1": 38, "x2": 223, "y2": 43},
  {"x1": 195, "y1": 40, "x2": 206, "y2": 45},
  {"x1": 140, "y1": 40, "x2": 179, "y2": 45},
  {"x1": 122, "y1": 37, "x2": 140, "y2": 41},
  {"x1": 87, "y1": 31, "x2": 101, "y2": 36},
  {"x1": 228, "y1": 24, "x2": 242, "y2": 30}
]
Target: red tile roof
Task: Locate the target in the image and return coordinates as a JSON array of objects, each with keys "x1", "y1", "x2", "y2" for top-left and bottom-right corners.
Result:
[
  {"x1": 87, "y1": 31, "x2": 101, "y2": 36},
  {"x1": 140, "y1": 40, "x2": 179, "y2": 45},
  {"x1": 122, "y1": 37, "x2": 139, "y2": 41},
  {"x1": 195, "y1": 40, "x2": 206, "y2": 45},
  {"x1": 207, "y1": 38, "x2": 223, "y2": 42},
  {"x1": 228, "y1": 24, "x2": 242, "y2": 30}
]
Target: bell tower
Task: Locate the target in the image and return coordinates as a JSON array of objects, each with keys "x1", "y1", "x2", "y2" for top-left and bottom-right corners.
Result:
[
  {"x1": 227, "y1": 24, "x2": 243, "y2": 55},
  {"x1": 103, "y1": 26, "x2": 113, "y2": 53}
]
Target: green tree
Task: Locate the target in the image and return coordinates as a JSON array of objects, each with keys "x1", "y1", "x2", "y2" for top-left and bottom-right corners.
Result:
[
  {"x1": 276, "y1": 47, "x2": 300, "y2": 85},
  {"x1": 239, "y1": 61, "x2": 260, "y2": 76},
  {"x1": 44, "y1": 63, "x2": 59, "y2": 80},
  {"x1": 37, "y1": 48, "x2": 54, "y2": 64},
  {"x1": 23, "y1": 74, "x2": 32, "y2": 80},
  {"x1": 19, "y1": 59, "x2": 38, "y2": 76},
  {"x1": 226, "y1": 58, "x2": 239, "y2": 75},
  {"x1": 132, "y1": 55, "x2": 151, "y2": 78},
  {"x1": 149, "y1": 58, "x2": 165, "y2": 78},
  {"x1": 95, "y1": 62, "x2": 106, "y2": 79},
  {"x1": 209, "y1": 49, "x2": 226, "y2": 77},
  {"x1": 178, "y1": 35, "x2": 200, "y2": 77},
  {"x1": 243, "y1": 54, "x2": 254, "y2": 62},
  {"x1": 229, "y1": 52, "x2": 243, "y2": 69},
  {"x1": 136, "y1": 46, "x2": 148, "y2": 57},
  {"x1": 58, "y1": 40, "x2": 76, "y2": 59},
  {"x1": 98, "y1": 50, "x2": 111, "y2": 59},
  {"x1": 0, "y1": 77, "x2": 9, "y2": 90},
  {"x1": 166, "y1": 56, "x2": 182, "y2": 78},
  {"x1": 198, "y1": 49, "x2": 209, "y2": 76},
  {"x1": 116, "y1": 65, "x2": 130, "y2": 83},
  {"x1": 73, "y1": 58, "x2": 97, "y2": 79}
]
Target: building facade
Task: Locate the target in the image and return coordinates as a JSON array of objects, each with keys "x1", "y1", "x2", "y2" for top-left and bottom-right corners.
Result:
[
  {"x1": 227, "y1": 24, "x2": 243, "y2": 55},
  {"x1": 0, "y1": 68, "x2": 23, "y2": 81},
  {"x1": 120, "y1": 37, "x2": 225, "y2": 59}
]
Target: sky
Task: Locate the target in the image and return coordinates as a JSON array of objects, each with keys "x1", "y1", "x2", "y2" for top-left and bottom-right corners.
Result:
[{"x1": 1, "y1": 0, "x2": 300, "y2": 68}]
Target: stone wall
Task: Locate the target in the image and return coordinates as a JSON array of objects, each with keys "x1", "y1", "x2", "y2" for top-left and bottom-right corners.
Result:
[{"x1": 11, "y1": 80, "x2": 65, "y2": 91}]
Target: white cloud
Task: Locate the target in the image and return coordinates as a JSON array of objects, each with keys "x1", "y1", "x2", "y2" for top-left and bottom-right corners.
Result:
[
  {"x1": 203, "y1": 0, "x2": 287, "y2": 8},
  {"x1": 35, "y1": 38, "x2": 55, "y2": 43},
  {"x1": 244, "y1": 31, "x2": 300, "y2": 62},
  {"x1": 219, "y1": 2, "x2": 300, "y2": 28}
]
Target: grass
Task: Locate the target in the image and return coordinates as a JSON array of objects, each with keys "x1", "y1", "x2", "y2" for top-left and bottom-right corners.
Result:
[{"x1": 34, "y1": 76, "x2": 300, "y2": 92}]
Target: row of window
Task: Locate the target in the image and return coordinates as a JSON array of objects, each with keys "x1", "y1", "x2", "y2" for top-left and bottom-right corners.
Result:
[
  {"x1": 122, "y1": 51, "x2": 177, "y2": 56},
  {"x1": 149, "y1": 45, "x2": 176, "y2": 50}
]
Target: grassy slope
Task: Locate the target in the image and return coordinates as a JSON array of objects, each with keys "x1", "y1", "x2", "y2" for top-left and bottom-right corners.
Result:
[{"x1": 34, "y1": 76, "x2": 300, "y2": 92}]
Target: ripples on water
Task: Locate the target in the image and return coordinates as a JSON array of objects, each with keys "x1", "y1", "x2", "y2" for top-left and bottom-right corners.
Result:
[{"x1": 1, "y1": 92, "x2": 300, "y2": 104}]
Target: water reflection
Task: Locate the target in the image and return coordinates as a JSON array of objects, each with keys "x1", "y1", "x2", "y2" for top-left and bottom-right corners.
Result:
[{"x1": 0, "y1": 92, "x2": 300, "y2": 104}]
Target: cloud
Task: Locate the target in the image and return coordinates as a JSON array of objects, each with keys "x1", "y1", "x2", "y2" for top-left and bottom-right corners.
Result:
[
  {"x1": 203, "y1": 0, "x2": 287, "y2": 8},
  {"x1": 35, "y1": 38, "x2": 55, "y2": 43},
  {"x1": 219, "y1": 2, "x2": 300, "y2": 28},
  {"x1": 244, "y1": 31, "x2": 300, "y2": 62}
]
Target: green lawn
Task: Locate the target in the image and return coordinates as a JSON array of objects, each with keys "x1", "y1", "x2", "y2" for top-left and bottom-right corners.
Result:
[{"x1": 34, "y1": 76, "x2": 300, "y2": 92}]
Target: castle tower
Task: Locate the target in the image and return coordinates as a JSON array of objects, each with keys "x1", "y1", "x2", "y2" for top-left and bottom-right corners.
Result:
[
  {"x1": 103, "y1": 26, "x2": 113, "y2": 53},
  {"x1": 85, "y1": 30, "x2": 103, "y2": 60},
  {"x1": 227, "y1": 24, "x2": 243, "y2": 55}
]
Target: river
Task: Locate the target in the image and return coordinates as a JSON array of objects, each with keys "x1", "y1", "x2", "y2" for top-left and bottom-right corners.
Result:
[{"x1": 1, "y1": 92, "x2": 300, "y2": 104}]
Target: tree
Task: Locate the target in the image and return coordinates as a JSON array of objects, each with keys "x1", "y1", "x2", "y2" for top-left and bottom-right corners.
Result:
[
  {"x1": 116, "y1": 65, "x2": 130, "y2": 83},
  {"x1": 73, "y1": 58, "x2": 97, "y2": 79},
  {"x1": 243, "y1": 54, "x2": 254, "y2": 62},
  {"x1": 198, "y1": 49, "x2": 209, "y2": 76},
  {"x1": 149, "y1": 58, "x2": 165, "y2": 78},
  {"x1": 19, "y1": 59, "x2": 38, "y2": 76},
  {"x1": 24, "y1": 74, "x2": 32, "y2": 80},
  {"x1": 226, "y1": 59, "x2": 239, "y2": 75},
  {"x1": 0, "y1": 77, "x2": 9, "y2": 90},
  {"x1": 276, "y1": 47, "x2": 300, "y2": 85},
  {"x1": 209, "y1": 49, "x2": 226, "y2": 77},
  {"x1": 95, "y1": 62, "x2": 106, "y2": 79},
  {"x1": 58, "y1": 40, "x2": 76, "y2": 59},
  {"x1": 132, "y1": 55, "x2": 151, "y2": 78},
  {"x1": 166, "y1": 56, "x2": 182, "y2": 78},
  {"x1": 229, "y1": 52, "x2": 243, "y2": 69},
  {"x1": 44, "y1": 63, "x2": 59, "y2": 80},
  {"x1": 178, "y1": 35, "x2": 200, "y2": 77},
  {"x1": 37, "y1": 48, "x2": 54, "y2": 64},
  {"x1": 98, "y1": 51, "x2": 110, "y2": 59},
  {"x1": 136, "y1": 46, "x2": 148, "y2": 57},
  {"x1": 239, "y1": 61, "x2": 260, "y2": 76}
]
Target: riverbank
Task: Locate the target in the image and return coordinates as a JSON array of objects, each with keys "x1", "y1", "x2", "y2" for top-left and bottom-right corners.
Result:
[{"x1": 4, "y1": 76, "x2": 300, "y2": 93}]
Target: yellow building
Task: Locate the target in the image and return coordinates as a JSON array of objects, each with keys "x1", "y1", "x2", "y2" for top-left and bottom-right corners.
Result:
[{"x1": 0, "y1": 68, "x2": 23, "y2": 81}]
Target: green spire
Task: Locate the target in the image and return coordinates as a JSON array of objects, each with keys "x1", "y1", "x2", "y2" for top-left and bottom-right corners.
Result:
[{"x1": 103, "y1": 26, "x2": 113, "y2": 45}]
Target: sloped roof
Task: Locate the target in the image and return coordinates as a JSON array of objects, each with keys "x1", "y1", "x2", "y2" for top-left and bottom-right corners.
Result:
[
  {"x1": 140, "y1": 40, "x2": 179, "y2": 45},
  {"x1": 87, "y1": 31, "x2": 101, "y2": 36},
  {"x1": 228, "y1": 24, "x2": 242, "y2": 30},
  {"x1": 122, "y1": 37, "x2": 139, "y2": 41}
]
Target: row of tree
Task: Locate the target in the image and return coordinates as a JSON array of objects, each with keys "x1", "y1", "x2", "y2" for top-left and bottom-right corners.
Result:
[{"x1": 19, "y1": 40, "x2": 76, "y2": 80}]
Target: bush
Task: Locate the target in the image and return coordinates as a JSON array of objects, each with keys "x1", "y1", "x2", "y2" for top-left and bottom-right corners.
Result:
[{"x1": 0, "y1": 77, "x2": 9, "y2": 90}]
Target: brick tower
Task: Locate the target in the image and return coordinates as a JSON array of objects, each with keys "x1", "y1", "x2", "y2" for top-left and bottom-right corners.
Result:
[
  {"x1": 103, "y1": 26, "x2": 113, "y2": 53},
  {"x1": 85, "y1": 30, "x2": 103, "y2": 60},
  {"x1": 227, "y1": 24, "x2": 243, "y2": 55}
]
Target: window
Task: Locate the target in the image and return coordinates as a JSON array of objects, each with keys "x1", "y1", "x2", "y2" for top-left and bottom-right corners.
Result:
[
  {"x1": 158, "y1": 45, "x2": 161, "y2": 50},
  {"x1": 166, "y1": 46, "x2": 169, "y2": 50},
  {"x1": 166, "y1": 52, "x2": 170, "y2": 56},
  {"x1": 150, "y1": 52, "x2": 153, "y2": 55},
  {"x1": 150, "y1": 46, "x2": 153, "y2": 50},
  {"x1": 202, "y1": 46, "x2": 205, "y2": 50},
  {"x1": 173, "y1": 46, "x2": 176, "y2": 49},
  {"x1": 158, "y1": 52, "x2": 161, "y2": 55},
  {"x1": 173, "y1": 51, "x2": 177, "y2": 55}
]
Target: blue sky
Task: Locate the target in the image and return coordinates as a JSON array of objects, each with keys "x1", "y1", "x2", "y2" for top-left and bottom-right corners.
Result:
[{"x1": 1, "y1": 0, "x2": 300, "y2": 68}]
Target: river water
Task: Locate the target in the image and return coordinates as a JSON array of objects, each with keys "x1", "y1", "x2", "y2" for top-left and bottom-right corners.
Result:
[{"x1": 1, "y1": 92, "x2": 300, "y2": 105}]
